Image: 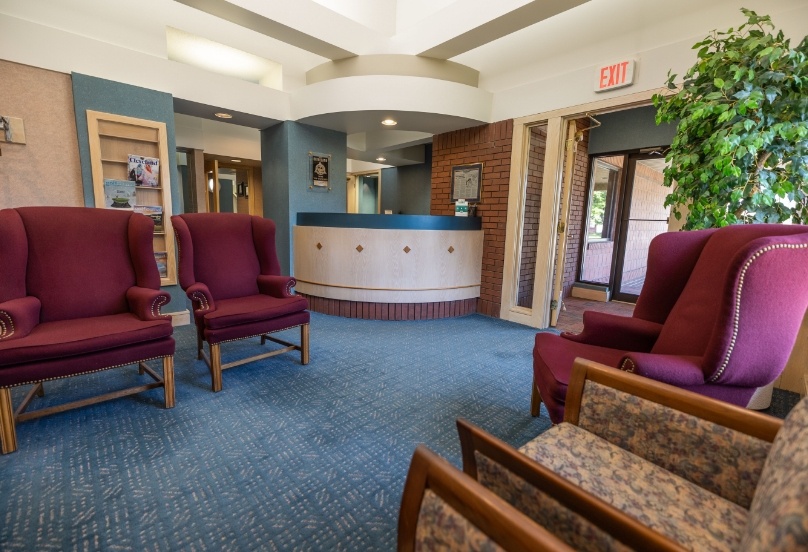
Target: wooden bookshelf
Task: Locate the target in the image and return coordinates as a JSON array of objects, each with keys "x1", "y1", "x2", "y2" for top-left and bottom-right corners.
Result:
[{"x1": 86, "y1": 110, "x2": 177, "y2": 286}]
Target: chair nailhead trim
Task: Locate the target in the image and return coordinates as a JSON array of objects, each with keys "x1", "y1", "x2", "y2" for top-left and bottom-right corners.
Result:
[
  {"x1": 152, "y1": 295, "x2": 168, "y2": 318},
  {"x1": 710, "y1": 242, "x2": 808, "y2": 383},
  {"x1": 620, "y1": 358, "x2": 636, "y2": 373},
  {"x1": 192, "y1": 291, "x2": 210, "y2": 311},
  {"x1": 4, "y1": 355, "x2": 172, "y2": 388},
  {"x1": 0, "y1": 311, "x2": 14, "y2": 340}
]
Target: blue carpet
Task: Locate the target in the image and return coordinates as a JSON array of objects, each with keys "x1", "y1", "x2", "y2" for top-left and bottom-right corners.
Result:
[{"x1": 0, "y1": 313, "x2": 552, "y2": 551}]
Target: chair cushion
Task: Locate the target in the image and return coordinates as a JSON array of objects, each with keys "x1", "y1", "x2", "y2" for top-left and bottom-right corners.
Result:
[
  {"x1": 202, "y1": 294, "x2": 309, "y2": 330},
  {"x1": 0, "y1": 313, "x2": 172, "y2": 367},
  {"x1": 415, "y1": 489, "x2": 507, "y2": 552},
  {"x1": 484, "y1": 423, "x2": 748, "y2": 552},
  {"x1": 533, "y1": 333, "x2": 627, "y2": 423},
  {"x1": 740, "y1": 396, "x2": 808, "y2": 551}
]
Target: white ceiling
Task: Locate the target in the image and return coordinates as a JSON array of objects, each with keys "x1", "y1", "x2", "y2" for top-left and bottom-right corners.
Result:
[{"x1": 2, "y1": 0, "x2": 806, "y2": 166}]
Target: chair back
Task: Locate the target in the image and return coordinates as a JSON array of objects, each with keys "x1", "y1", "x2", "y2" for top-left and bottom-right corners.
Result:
[
  {"x1": 1, "y1": 207, "x2": 158, "y2": 323},
  {"x1": 174, "y1": 213, "x2": 264, "y2": 300},
  {"x1": 740, "y1": 396, "x2": 808, "y2": 551},
  {"x1": 651, "y1": 224, "x2": 808, "y2": 384}
]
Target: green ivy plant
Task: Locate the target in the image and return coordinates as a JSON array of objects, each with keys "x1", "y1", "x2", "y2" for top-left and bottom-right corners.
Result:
[{"x1": 653, "y1": 8, "x2": 808, "y2": 229}]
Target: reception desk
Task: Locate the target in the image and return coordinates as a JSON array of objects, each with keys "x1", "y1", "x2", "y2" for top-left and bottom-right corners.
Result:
[{"x1": 293, "y1": 213, "x2": 483, "y2": 319}]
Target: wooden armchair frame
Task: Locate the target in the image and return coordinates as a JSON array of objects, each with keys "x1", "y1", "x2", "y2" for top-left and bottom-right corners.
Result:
[{"x1": 398, "y1": 445, "x2": 574, "y2": 552}]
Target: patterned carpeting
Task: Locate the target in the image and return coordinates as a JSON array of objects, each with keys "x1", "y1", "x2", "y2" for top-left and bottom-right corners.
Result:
[
  {"x1": 0, "y1": 313, "x2": 552, "y2": 551},
  {"x1": 0, "y1": 312, "x2": 800, "y2": 551}
]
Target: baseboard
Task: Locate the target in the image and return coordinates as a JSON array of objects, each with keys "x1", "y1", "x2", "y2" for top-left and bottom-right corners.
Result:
[
  {"x1": 570, "y1": 283, "x2": 610, "y2": 302},
  {"x1": 169, "y1": 309, "x2": 191, "y2": 327}
]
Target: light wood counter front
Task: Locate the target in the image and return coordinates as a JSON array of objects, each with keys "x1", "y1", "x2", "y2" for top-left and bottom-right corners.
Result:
[{"x1": 293, "y1": 224, "x2": 484, "y2": 304}]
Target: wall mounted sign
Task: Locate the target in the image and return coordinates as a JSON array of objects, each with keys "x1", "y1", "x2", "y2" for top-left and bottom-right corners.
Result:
[
  {"x1": 0, "y1": 115, "x2": 26, "y2": 144},
  {"x1": 594, "y1": 59, "x2": 636, "y2": 92},
  {"x1": 309, "y1": 151, "x2": 331, "y2": 191},
  {"x1": 451, "y1": 163, "x2": 483, "y2": 203}
]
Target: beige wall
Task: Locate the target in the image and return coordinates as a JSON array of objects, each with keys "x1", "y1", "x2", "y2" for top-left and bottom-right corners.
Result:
[{"x1": 0, "y1": 60, "x2": 83, "y2": 209}]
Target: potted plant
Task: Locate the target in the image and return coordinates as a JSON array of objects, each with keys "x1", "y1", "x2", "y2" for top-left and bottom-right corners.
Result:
[{"x1": 653, "y1": 8, "x2": 808, "y2": 230}]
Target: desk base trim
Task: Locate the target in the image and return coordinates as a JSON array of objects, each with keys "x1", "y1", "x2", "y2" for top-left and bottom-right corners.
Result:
[{"x1": 299, "y1": 294, "x2": 478, "y2": 321}]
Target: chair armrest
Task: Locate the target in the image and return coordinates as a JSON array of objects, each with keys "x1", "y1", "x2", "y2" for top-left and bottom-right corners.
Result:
[
  {"x1": 456, "y1": 418, "x2": 687, "y2": 552},
  {"x1": 257, "y1": 274, "x2": 297, "y2": 298},
  {"x1": 399, "y1": 445, "x2": 575, "y2": 552},
  {"x1": 564, "y1": 359, "x2": 780, "y2": 508},
  {"x1": 126, "y1": 286, "x2": 171, "y2": 321},
  {"x1": 618, "y1": 353, "x2": 706, "y2": 386},
  {"x1": 0, "y1": 296, "x2": 41, "y2": 341},
  {"x1": 562, "y1": 311, "x2": 662, "y2": 352},
  {"x1": 185, "y1": 282, "x2": 215, "y2": 313}
]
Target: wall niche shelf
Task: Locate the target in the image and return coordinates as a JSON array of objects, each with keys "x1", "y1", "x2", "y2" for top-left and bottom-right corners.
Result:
[{"x1": 86, "y1": 110, "x2": 177, "y2": 286}]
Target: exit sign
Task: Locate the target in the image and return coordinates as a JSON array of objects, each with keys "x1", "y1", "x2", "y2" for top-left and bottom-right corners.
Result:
[{"x1": 595, "y1": 59, "x2": 636, "y2": 92}]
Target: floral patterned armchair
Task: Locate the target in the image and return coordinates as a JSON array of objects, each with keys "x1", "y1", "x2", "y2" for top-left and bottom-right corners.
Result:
[
  {"x1": 460, "y1": 358, "x2": 808, "y2": 551},
  {"x1": 398, "y1": 445, "x2": 573, "y2": 551}
]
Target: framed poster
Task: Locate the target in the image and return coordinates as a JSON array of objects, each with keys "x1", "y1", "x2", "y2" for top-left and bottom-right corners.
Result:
[
  {"x1": 310, "y1": 152, "x2": 331, "y2": 190},
  {"x1": 451, "y1": 163, "x2": 483, "y2": 202}
]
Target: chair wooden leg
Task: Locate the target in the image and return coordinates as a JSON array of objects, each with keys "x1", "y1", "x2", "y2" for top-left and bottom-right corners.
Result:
[
  {"x1": 0, "y1": 387, "x2": 18, "y2": 454},
  {"x1": 301, "y1": 323, "x2": 310, "y2": 365},
  {"x1": 210, "y1": 343, "x2": 223, "y2": 392},
  {"x1": 197, "y1": 332, "x2": 204, "y2": 360},
  {"x1": 163, "y1": 356, "x2": 175, "y2": 409},
  {"x1": 261, "y1": 335, "x2": 267, "y2": 345},
  {"x1": 530, "y1": 378, "x2": 542, "y2": 417}
]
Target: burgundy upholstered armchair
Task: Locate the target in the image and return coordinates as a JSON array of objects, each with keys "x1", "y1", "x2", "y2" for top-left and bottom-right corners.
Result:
[
  {"x1": 172, "y1": 213, "x2": 310, "y2": 392},
  {"x1": 533, "y1": 224, "x2": 808, "y2": 424},
  {"x1": 0, "y1": 207, "x2": 175, "y2": 454}
]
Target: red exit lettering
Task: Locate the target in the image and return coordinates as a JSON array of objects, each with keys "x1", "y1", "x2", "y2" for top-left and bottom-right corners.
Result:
[{"x1": 595, "y1": 59, "x2": 636, "y2": 92}]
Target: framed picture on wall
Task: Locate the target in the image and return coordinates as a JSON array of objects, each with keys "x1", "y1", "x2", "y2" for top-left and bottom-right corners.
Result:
[
  {"x1": 309, "y1": 151, "x2": 331, "y2": 190},
  {"x1": 451, "y1": 163, "x2": 483, "y2": 203}
]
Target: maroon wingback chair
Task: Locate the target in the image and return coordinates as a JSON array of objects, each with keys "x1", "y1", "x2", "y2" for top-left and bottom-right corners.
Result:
[
  {"x1": 172, "y1": 213, "x2": 310, "y2": 392},
  {"x1": 532, "y1": 224, "x2": 808, "y2": 424},
  {"x1": 0, "y1": 206, "x2": 175, "y2": 454}
]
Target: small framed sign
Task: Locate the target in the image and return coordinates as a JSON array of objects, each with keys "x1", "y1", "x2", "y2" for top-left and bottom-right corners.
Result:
[
  {"x1": 309, "y1": 152, "x2": 331, "y2": 190},
  {"x1": 451, "y1": 163, "x2": 483, "y2": 203}
]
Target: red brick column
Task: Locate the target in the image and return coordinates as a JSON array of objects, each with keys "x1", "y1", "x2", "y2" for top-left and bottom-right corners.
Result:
[{"x1": 431, "y1": 120, "x2": 514, "y2": 318}]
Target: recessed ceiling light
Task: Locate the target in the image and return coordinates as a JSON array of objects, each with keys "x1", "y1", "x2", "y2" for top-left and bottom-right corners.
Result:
[
  {"x1": 376, "y1": 157, "x2": 387, "y2": 162},
  {"x1": 381, "y1": 119, "x2": 397, "y2": 126},
  {"x1": 215, "y1": 112, "x2": 233, "y2": 119},
  {"x1": 231, "y1": 159, "x2": 242, "y2": 163}
]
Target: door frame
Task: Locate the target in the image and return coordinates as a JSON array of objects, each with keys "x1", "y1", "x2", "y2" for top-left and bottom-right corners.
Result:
[{"x1": 499, "y1": 89, "x2": 660, "y2": 328}]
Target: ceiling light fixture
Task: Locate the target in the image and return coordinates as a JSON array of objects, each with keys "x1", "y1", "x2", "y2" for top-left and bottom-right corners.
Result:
[
  {"x1": 376, "y1": 157, "x2": 387, "y2": 162},
  {"x1": 231, "y1": 159, "x2": 242, "y2": 163},
  {"x1": 381, "y1": 118, "x2": 397, "y2": 126},
  {"x1": 215, "y1": 112, "x2": 233, "y2": 119}
]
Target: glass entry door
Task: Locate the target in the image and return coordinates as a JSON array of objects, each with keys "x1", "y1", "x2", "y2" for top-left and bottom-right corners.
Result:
[
  {"x1": 579, "y1": 152, "x2": 669, "y2": 302},
  {"x1": 611, "y1": 155, "x2": 670, "y2": 301}
]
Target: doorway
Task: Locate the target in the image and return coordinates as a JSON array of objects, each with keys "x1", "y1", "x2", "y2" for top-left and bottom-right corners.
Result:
[
  {"x1": 203, "y1": 156, "x2": 262, "y2": 215},
  {"x1": 578, "y1": 152, "x2": 670, "y2": 302},
  {"x1": 347, "y1": 170, "x2": 382, "y2": 214}
]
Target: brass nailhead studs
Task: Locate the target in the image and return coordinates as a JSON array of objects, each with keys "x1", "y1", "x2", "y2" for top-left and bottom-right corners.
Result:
[
  {"x1": 448, "y1": 246, "x2": 455, "y2": 253},
  {"x1": 356, "y1": 245, "x2": 364, "y2": 252},
  {"x1": 316, "y1": 242, "x2": 323, "y2": 250},
  {"x1": 403, "y1": 246, "x2": 411, "y2": 253}
]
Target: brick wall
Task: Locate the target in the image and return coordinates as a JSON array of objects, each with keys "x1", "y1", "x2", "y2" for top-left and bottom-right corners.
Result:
[
  {"x1": 516, "y1": 125, "x2": 547, "y2": 308},
  {"x1": 431, "y1": 120, "x2": 514, "y2": 318},
  {"x1": 559, "y1": 120, "x2": 591, "y2": 298}
]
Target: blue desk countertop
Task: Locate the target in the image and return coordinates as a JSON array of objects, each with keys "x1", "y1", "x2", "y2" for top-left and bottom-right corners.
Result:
[{"x1": 296, "y1": 213, "x2": 482, "y2": 231}]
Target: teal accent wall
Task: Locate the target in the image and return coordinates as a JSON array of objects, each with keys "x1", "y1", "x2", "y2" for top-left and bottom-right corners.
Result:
[
  {"x1": 71, "y1": 73, "x2": 184, "y2": 312},
  {"x1": 262, "y1": 122, "x2": 347, "y2": 274},
  {"x1": 380, "y1": 145, "x2": 432, "y2": 215}
]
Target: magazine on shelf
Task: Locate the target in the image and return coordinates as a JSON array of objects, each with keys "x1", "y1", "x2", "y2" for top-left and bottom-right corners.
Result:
[
  {"x1": 103, "y1": 179, "x2": 136, "y2": 210},
  {"x1": 154, "y1": 251, "x2": 168, "y2": 279},
  {"x1": 134, "y1": 205, "x2": 163, "y2": 231},
  {"x1": 128, "y1": 154, "x2": 160, "y2": 187}
]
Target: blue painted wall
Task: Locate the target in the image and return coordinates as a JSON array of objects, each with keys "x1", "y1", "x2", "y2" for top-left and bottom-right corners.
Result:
[
  {"x1": 71, "y1": 73, "x2": 184, "y2": 312},
  {"x1": 262, "y1": 121, "x2": 347, "y2": 275},
  {"x1": 379, "y1": 145, "x2": 432, "y2": 215}
]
